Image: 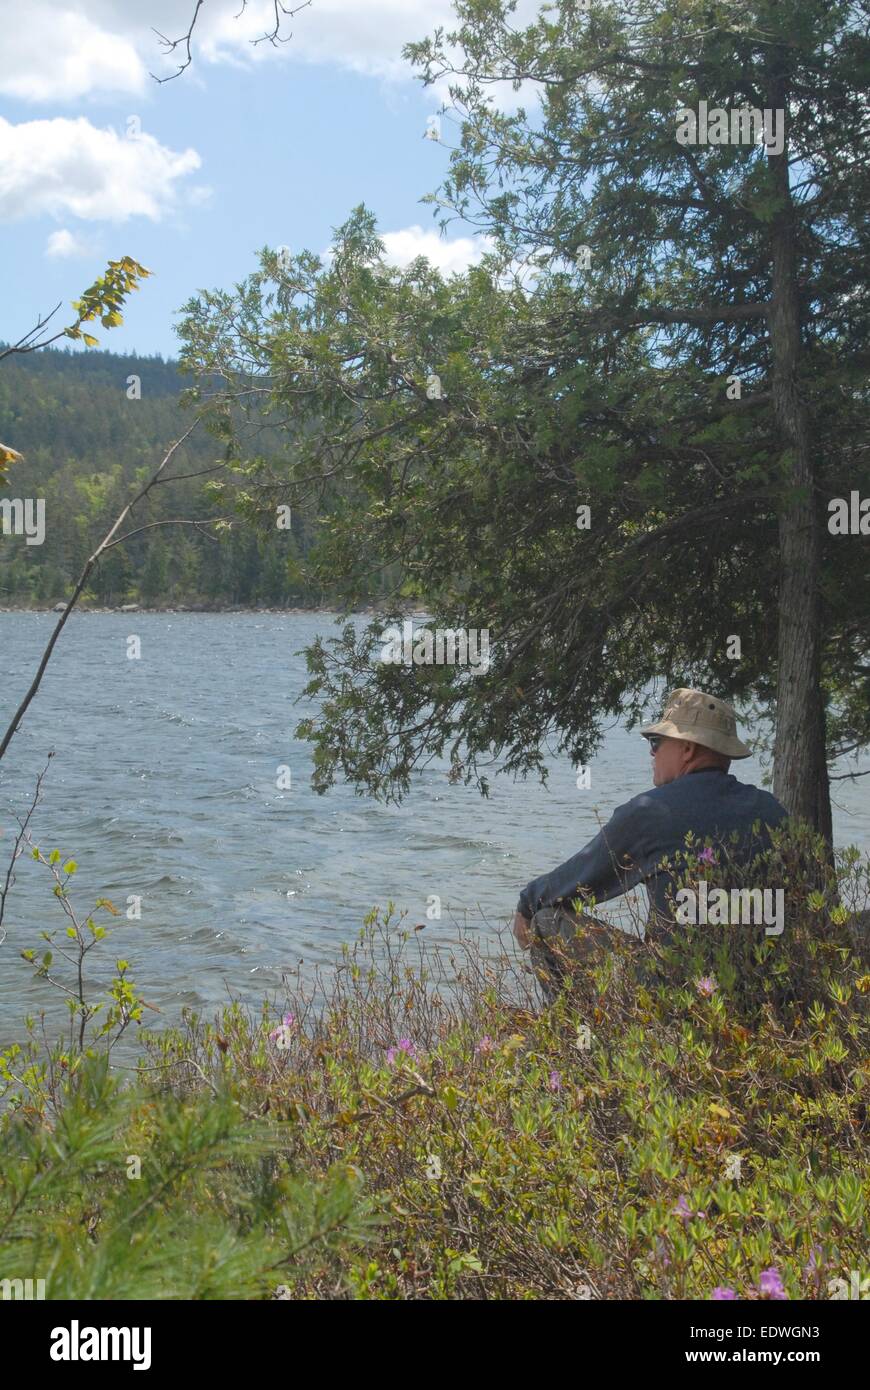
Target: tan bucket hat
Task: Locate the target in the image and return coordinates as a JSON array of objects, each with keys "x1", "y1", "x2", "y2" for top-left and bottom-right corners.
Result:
[{"x1": 640, "y1": 688, "x2": 751, "y2": 759}]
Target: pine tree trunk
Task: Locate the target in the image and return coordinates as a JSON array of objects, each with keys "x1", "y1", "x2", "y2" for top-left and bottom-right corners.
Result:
[{"x1": 766, "y1": 71, "x2": 832, "y2": 840}]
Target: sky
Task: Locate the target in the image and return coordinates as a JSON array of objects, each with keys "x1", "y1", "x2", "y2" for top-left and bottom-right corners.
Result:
[{"x1": 0, "y1": 0, "x2": 515, "y2": 361}]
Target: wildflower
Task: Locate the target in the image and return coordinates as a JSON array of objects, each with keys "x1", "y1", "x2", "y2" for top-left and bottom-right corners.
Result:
[
  {"x1": 698, "y1": 847, "x2": 716, "y2": 865},
  {"x1": 759, "y1": 1267, "x2": 787, "y2": 1300},
  {"x1": 386, "y1": 1037, "x2": 418, "y2": 1065},
  {"x1": 672, "y1": 1194, "x2": 706, "y2": 1222},
  {"x1": 654, "y1": 1237, "x2": 671, "y2": 1269},
  {"x1": 475, "y1": 1035, "x2": 495, "y2": 1056},
  {"x1": 548, "y1": 1069, "x2": 562, "y2": 1092},
  {"x1": 269, "y1": 1011, "x2": 296, "y2": 1050},
  {"x1": 803, "y1": 1247, "x2": 825, "y2": 1281},
  {"x1": 695, "y1": 975, "x2": 717, "y2": 998},
  {"x1": 712, "y1": 1286, "x2": 737, "y2": 1300}
]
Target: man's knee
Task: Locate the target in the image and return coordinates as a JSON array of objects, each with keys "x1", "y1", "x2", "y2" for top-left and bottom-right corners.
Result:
[
  {"x1": 528, "y1": 906, "x2": 610, "y2": 989},
  {"x1": 529, "y1": 907, "x2": 648, "y2": 1000},
  {"x1": 532, "y1": 905, "x2": 614, "y2": 954},
  {"x1": 529, "y1": 907, "x2": 570, "y2": 943}
]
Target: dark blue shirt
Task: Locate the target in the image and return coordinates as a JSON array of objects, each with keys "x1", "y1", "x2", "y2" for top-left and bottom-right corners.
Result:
[{"x1": 517, "y1": 770, "x2": 789, "y2": 930}]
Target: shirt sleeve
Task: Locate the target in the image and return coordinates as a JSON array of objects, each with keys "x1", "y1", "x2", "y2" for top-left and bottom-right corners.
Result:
[{"x1": 516, "y1": 798, "x2": 648, "y2": 919}]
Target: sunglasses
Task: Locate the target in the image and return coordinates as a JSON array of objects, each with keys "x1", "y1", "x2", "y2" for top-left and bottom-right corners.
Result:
[{"x1": 647, "y1": 735, "x2": 666, "y2": 754}]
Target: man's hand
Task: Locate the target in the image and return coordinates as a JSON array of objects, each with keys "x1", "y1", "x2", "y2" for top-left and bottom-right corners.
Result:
[{"x1": 513, "y1": 910, "x2": 534, "y2": 949}]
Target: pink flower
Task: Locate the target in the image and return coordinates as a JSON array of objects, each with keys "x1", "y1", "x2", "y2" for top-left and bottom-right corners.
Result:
[
  {"x1": 698, "y1": 847, "x2": 716, "y2": 866},
  {"x1": 548, "y1": 1069, "x2": 562, "y2": 1092},
  {"x1": 759, "y1": 1267, "x2": 787, "y2": 1300},
  {"x1": 386, "y1": 1037, "x2": 418, "y2": 1065},
  {"x1": 269, "y1": 1011, "x2": 296, "y2": 1049},
  {"x1": 475, "y1": 1035, "x2": 494, "y2": 1055},
  {"x1": 672, "y1": 1194, "x2": 706, "y2": 1223},
  {"x1": 712, "y1": 1286, "x2": 737, "y2": 1300},
  {"x1": 695, "y1": 975, "x2": 717, "y2": 998}
]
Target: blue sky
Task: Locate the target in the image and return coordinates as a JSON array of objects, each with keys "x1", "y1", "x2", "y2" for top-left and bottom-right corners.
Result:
[{"x1": 0, "y1": 0, "x2": 503, "y2": 360}]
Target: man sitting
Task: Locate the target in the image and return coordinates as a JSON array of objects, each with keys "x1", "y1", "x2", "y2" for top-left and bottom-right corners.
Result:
[{"x1": 512, "y1": 688, "x2": 789, "y2": 999}]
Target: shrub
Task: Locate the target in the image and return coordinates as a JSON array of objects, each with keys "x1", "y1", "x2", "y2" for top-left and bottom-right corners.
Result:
[{"x1": 1, "y1": 825, "x2": 867, "y2": 1299}]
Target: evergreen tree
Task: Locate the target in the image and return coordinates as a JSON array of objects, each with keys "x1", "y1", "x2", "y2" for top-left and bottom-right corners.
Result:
[
  {"x1": 179, "y1": 0, "x2": 870, "y2": 834},
  {"x1": 0, "y1": 347, "x2": 323, "y2": 609}
]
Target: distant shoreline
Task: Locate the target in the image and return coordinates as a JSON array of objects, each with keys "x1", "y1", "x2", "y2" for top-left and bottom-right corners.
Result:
[{"x1": 0, "y1": 603, "x2": 431, "y2": 617}]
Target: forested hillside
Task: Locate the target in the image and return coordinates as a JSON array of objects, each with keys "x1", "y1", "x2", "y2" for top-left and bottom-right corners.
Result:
[{"x1": 0, "y1": 346, "x2": 330, "y2": 608}]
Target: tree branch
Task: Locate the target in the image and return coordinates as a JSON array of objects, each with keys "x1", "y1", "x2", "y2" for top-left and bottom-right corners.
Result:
[
  {"x1": 0, "y1": 755, "x2": 52, "y2": 940},
  {"x1": 628, "y1": 303, "x2": 770, "y2": 327},
  {"x1": 0, "y1": 423, "x2": 209, "y2": 764},
  {"x1": 151, "y1": 0, "x2": 312, "y2": 82},
  {"x1": 0, "y1": 304, "x2": 66, "y2": 362}
]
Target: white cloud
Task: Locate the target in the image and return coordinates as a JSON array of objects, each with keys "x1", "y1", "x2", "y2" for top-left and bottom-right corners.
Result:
[
  {"x1": 380, "y1": 224, "x2": 492, "y2": 274},
  {"x1": 0, "y1": 116, "x2": 201, "y2": 223},
  {"x1": 0, "y1": 1, "x2": 545, "y2": 102},
  {"x1": 192, "y1": 0, "x2": 545, "y2": 85},
  {"x1": 0, "y1": 0, "x2": 451, "y2": 99},
  {"x1": 318, "y1": 223, "x2": 492, "y2": 277},
  {"x1": 165, "y1": 0, "x2": 455, "y2": 83},
  {"x1": 0, "y1": 6, "x2": 145, "y2": 102},
  {"x1": 45, "y1": 227, "x2": 91, "y2": 258}
]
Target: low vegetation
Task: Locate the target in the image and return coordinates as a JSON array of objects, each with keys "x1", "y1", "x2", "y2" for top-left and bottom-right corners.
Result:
[{"x1": 1, "y1": 826, "x2": 867, "y2": 1300}]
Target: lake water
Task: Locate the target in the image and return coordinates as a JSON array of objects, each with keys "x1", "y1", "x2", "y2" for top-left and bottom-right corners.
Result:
[{"x1": 1, "y1": 612, "x2": 868, "y2": 1044}]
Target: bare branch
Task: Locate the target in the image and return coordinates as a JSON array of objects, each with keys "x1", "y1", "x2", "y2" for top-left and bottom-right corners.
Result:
[
  {"x1": 251, "y1": 0, "x2": 312, "y2": 48},
  {"x1": 103, "y1": 516, "x2": 228, "y2": 549},
  {"x1": 0, "y1": 755, "x2": 53, "y2": 940},
  {"x1": 0, "y1": 422, "x2": 209, "y2": 764},
  {"x1": 0, "y1": 303, "x2": 66, "y2": 363},
  {"x1": 151, "y1": 462, "x2": 228, "y2": 484},
  {"x1": 151, "y1": 0, "x2": 312, "y2": 82},
  {"x1": 150, "y1": 0, "x2": 205, "y2": 83}
]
